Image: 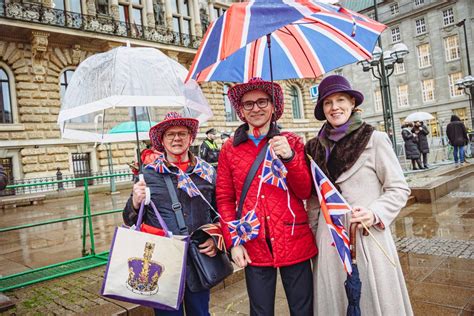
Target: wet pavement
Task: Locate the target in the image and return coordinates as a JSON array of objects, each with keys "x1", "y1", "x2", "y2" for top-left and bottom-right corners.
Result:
[{"x1": 0, "y1": 165, "x2": 473, "y2": 315}]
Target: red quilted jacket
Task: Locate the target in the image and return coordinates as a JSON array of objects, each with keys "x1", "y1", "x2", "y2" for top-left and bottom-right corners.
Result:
[{"x1": 216, "y1": 124, "x2": 317, "y2": 267}]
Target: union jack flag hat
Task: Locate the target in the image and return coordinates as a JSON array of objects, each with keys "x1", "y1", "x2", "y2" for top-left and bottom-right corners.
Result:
[
  {"x1": 149, "y1": 112, "x2": 199, "y2": 151},
  {"x1": 227, "y1": 77, "x2": 284, "y2": 122}
]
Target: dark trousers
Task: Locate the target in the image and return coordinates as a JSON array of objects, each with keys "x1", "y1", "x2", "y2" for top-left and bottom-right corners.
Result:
[
  {"x1": 422, "y1": 153, "x2": 428, "y2": 167},
  {"x1": 154, "y1": 286, "x2": 210, "y2": 316},
  {"x1": 411, "y1": 159, "x2": 422, "y2": 169},
  {"x1": 245, "y1": 260, "x2": 313, "y2": 316}
]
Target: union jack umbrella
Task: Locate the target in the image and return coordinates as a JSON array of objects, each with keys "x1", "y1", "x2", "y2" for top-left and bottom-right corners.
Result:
[
  {"x1": 186, "y1": 0, "x2": 386, "y2": 83},
  {"x1": 308, "y1": 157, "x2": 352, "y2": 275}
]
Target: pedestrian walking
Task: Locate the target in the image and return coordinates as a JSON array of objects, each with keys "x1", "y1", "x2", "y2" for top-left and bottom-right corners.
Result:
[
  {"x1": 412, "y1": 121, "x2": 430, "y2": 168},
  {"x1": 199, "y1": 128, "x2": 220, "y2": 166},
  {"x1": 217, "y1": 77, "x2": 317, "y2": 316},
  {"x1": 446, "y1": 115, "x2": 469, "y2": 165},
  {"x1": 401, "y1": 123, "x2": 423, "y2": 170},
  {"x1": 305, "y1": 75, "x2": 413, "y2": 316},
  {"x1": 123, "y1": 112, "x2": 218, "y2": 316}
]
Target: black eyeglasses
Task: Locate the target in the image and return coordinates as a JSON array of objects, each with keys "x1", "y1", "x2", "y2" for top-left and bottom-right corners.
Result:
[{"x1": 242, "y1": 98, "x2": 270, "y2": 111}]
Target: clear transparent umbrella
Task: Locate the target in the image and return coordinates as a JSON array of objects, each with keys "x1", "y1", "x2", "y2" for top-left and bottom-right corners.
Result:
[
  {"x1": 57, "y1": 46, "x2": 212, "y2": 144},
  {"x1": 404, "y1": 111, "x2": 434, "y2": 122}
]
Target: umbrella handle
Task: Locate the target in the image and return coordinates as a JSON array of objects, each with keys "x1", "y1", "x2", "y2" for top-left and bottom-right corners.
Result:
[
  {"x1": 349, "y1": 223, "x2": 358, "y2": 263},
  {"x1": 138, "y1": 174, "x2": 151, "y2": 205}
]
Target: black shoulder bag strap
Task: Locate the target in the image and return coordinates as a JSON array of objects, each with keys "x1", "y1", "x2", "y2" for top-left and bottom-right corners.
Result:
[
  {"x1": 163, "y1": 174, "x2": 189, "y2": 235},
  {"x1": 237, "y1": 142, "x2": 269, "y2": 219}
]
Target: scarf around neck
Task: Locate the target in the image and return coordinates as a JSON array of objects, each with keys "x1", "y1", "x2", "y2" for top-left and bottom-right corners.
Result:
[{"x1": 318, "y1": 112, "x2": 364, "y2": 162}]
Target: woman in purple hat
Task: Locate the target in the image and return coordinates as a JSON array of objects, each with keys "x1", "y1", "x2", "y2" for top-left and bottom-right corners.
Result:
[
  {"x1": 217, "y1": 78, "x2": 317, "y2": 315},
  {"x1": 305, "y1": 75, "x2": 413, "y2": 315}
]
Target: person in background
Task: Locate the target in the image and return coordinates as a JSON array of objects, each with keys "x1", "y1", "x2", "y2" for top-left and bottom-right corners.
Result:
[
  {"x1": 402, "y1": 122, "x2": 423, "y2": 170},
  {"x1": 220, "y1": 131, "x2": 231, "y2": 144},
  {"x1": 412, "y1": 121, "x2": 430, "y2": 168},
  {"x1": 305, "y1": 75, "x2": 412, "y2": 315},
  {"x1": 123, "y1": 112, "x2": 217, "y2": 316},
  {"x1": 217, "y1": 77, "x2": 316, "y2": 315},
  {"x1": 446, "y1": 115, "x2": 469, "y2": 166},
  {"x1": 0, "y1": 164, "x2": 8, "y2": 190},
  {"x1": 199, "y1": 128, "x2": 220, "y2": 166}
]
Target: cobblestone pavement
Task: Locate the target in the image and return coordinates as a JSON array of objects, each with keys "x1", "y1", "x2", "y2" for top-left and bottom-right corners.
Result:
[{"x1": 395, "y1": 236, "x2": 474, "y2": 259}]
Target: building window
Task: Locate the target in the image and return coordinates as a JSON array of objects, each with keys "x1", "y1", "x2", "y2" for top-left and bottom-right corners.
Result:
[
  {"x1": 290, "y1": 85, "x2": 304, "y2": 119},
  {"x1": 426, "y1": 113, "x2": 439, "y2": 136},
  {"x1": 223, "y1": 84, "x2": 237, "y2": 122},
  {"x1": 415, "y1": 17, "x2": 426, "y2": 35},
  {"x1": 448, "y1": 72, "x2": 464, "y2": 97},
  {"x1": 453, "y1": 108, "x2": 468, "y2": 126},
  {"x1": 118, "y1": 0, "x2": 143, "y2": 25},
  {"x1": 334, "y1": 69, "x2": 343, "y2": 76},
  {"x1": 96, "y1": 0, "x2": 109, "y2": 15},
  {"x1": 442, "y1": 8, "x2": 454, "y2": 26},
  {"x1": 397, "y1": 85, "x2": 409, "y2": 108},
  {"x1": 417, "y1": 43, "x2": 431, "y2": 68},
  {"x1": 444, "y1": 35, "x2": 460, "y2": 62},
  {"x1": 394, "y1": 61, "x2": 405, "y2": 74},
  {"x1": 172, "y1": 0, "x2": 192, "y2": 35},
  {"x1": 374, "y1": 88, "x2": 382, "y2": 112},
  {"x1": 421, "y1": 79, "x2": 435, "y2": 103},
  {"x1": 391, "y1": 26, "x2": 401, "y2": 43},
  {"x1": 367, "y1": 11, "x2": 375, "y2": 20},
  {"x1": 53, "y1": 0, "x2": 82, "y2": 13},
  {"x1": 0, "y1": 68, "x2": 12, "y2": 124},
  {"x1": 390, "y1": 3, "x2": 399, "y2": 15},
  {"x1": 213, "y1": 5, "x2": 226, "y2": 19},
  {"x1": 60, "y1": 69, "x2": 75, "y2": 100},
  {"x1": 414, "y1": 0, "x2": 424, "y2": 7}
]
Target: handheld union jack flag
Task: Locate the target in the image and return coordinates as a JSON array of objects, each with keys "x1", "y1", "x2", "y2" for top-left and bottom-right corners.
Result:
[
  {"x1": 308, "y1": 157, "x2": 353, "y2": 275},
  {"x1": 227, "y1": 210, "x2": 260, "y2": 247},
  {"x1": 261, "y1": 147, "x2": 288, "y2": 190},
  {"x1": 147, "y1": 158, "x2": 171, "y2": 174},
  {"x1": 199, "y1": 223, "x2": 225, "y2": 252}
]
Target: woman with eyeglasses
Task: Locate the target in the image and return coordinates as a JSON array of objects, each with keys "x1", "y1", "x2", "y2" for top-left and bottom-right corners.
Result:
[
  {"x1": 123, "y1": 112, "x2": 218, "y2": 316},
  {"x1": 216, "y1": 78, "x2": 317, "y2": 315}
]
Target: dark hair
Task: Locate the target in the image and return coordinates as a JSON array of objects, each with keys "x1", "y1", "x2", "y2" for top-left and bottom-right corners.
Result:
[{"x1": 450, "y1": 115, "x2": 461, "y2": 122}]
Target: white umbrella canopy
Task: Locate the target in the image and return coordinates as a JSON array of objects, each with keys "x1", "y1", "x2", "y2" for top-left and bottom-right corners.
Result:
[
  {"x1": 58, "y1": 46, "x2": 213, "y2": 143},
  {"x1": 405, "y1": 111, "x2": 434, "y2": 122}
]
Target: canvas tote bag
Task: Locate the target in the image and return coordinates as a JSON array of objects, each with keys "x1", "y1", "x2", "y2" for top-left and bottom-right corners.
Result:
[{"x1": 101, "y1": 200, "x2": 188, "y2": 310}]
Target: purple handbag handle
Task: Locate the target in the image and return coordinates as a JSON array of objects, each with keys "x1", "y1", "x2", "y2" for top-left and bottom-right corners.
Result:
[{"x1": 135, "y1": 200, "x2": 172, "y2": 237}]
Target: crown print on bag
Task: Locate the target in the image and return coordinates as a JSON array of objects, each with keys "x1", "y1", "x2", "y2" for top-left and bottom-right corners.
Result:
[{"x1": 126, "y1": 242, "x2": 164, "y2": 295}]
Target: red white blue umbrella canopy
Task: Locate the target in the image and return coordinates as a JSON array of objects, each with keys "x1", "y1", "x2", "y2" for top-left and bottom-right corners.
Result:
[{"x1": 186, "y1": 0, "x2": 386, "y2": 82}]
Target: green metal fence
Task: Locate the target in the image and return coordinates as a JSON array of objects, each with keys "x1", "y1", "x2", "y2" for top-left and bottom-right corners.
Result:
[{"x1": 0, "y1": 173, "x2": 132, "y2": 292}]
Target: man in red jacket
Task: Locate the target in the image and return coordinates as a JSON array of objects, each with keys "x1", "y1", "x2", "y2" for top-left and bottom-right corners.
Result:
[{"x1": 216, "y1": 78, "x2": 317, "y2": 315}]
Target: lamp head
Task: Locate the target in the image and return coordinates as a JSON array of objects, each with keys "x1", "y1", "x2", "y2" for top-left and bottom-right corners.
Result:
[
  {"x1": 391, "y1": 43, "x2": 409, "y2": 63},
  {"x1": 370, "y1": 46, "x2": 382, "y2": 66}
]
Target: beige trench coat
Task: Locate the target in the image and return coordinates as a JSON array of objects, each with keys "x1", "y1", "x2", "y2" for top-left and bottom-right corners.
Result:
[{"x1": 308, "y1": 131, "x2": 413, "y2": 316}]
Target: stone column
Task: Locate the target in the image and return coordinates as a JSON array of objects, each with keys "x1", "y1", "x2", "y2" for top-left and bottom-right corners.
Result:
[
  {"x1": 191, "y1": 0, "x2": 202, "y2": 37},
  {"x1": 164, "y1": 0, "x2": 173, "y2": 31},
  {"x1": 146, "y1": 0, "x2": 156, "y2": 28},
  {"x1": 86, "y1": 0, "x2": 97, "y2": 16},
  {"x1": 110, "y1": 0, "x2": 120, "y2": 20},
  {"x1": 43, "y1": 0, "x2": 54, "y2": 8},
  {"x1": 207, "y1": 0, "x2": 216, "y2": 22}
]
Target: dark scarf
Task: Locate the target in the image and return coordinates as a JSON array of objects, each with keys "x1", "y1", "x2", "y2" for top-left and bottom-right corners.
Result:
[{"x1": 306, "y1": 112, "x2": 374, "y2": 187}]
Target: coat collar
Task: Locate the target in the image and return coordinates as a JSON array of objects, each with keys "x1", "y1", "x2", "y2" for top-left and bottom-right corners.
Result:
[{"x1": 233, "y1": 121, "x2": 281, "y2": 146}]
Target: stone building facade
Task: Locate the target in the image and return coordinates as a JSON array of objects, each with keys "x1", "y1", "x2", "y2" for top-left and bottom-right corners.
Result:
[
  {"x1": 0, "y1": 0, "x2": 321, "y2": 183},
  {"x1": 338, "y1": 0, "x2": 473, "y2": 150}
]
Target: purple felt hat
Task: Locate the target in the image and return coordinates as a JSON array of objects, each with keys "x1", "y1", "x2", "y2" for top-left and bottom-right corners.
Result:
[
  {"x1": 314, "y1": 75, "x2": 364, "y2": 121},
  {"x1": 149, "y1": 112, "x2": 199, "y2": 151},
  {"x1": 227, "y1": 77, "x2": 284, "y2": 122}
]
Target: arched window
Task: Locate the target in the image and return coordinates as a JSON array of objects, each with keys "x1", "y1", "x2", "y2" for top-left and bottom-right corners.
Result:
[
  {"x1": 223, "y1": 84, "x2": 237, "y2": 122},
  {"x1": 60, "y1": 69, "x2": 75, "y2": 100},
  {"x1": 0, "y1": 68, "x2": 12, "y2": 124},
  {"x1": 290, "y1": 85, "x2": 303, "y2": 119}
]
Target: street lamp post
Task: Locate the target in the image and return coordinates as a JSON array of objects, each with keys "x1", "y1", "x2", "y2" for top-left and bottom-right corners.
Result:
[
  {"x1": 358, "y1": 43, "x2": 409, "y2": 152},
  {"x1": 456, "y1": 19, "x2": 474, "y2": 130}
]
